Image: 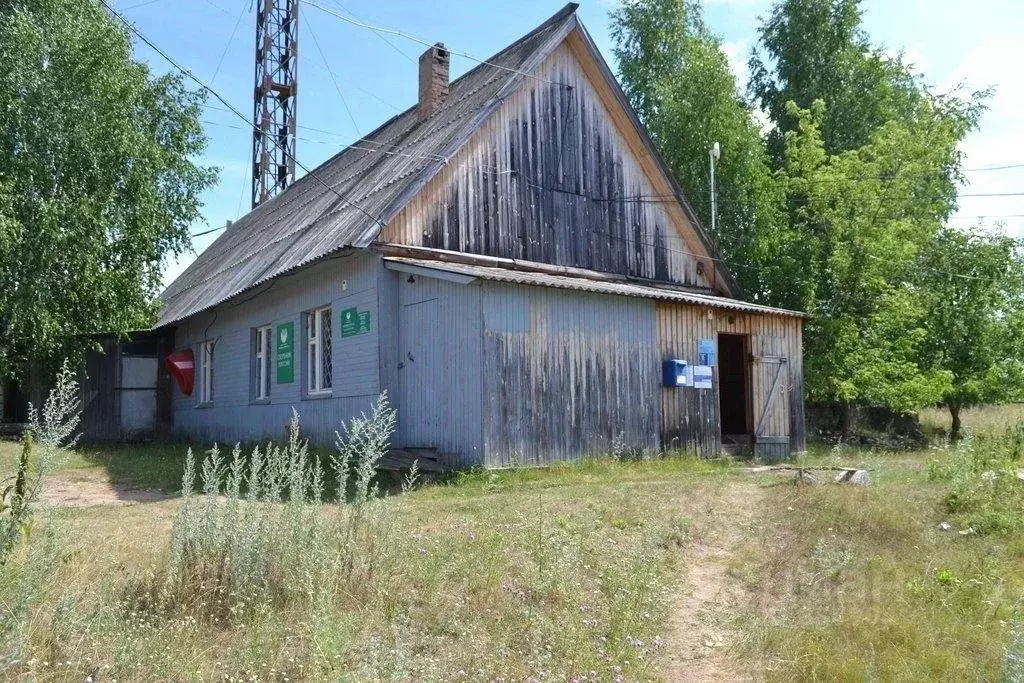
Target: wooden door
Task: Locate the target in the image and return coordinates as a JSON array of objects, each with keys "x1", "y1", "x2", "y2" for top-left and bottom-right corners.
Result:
[
  {"x1": 752, "y1": 354, "x2": 790, "y2": 461},
  {"x1": 397, "y1": 294, "x2": 442, "y2": 448}
]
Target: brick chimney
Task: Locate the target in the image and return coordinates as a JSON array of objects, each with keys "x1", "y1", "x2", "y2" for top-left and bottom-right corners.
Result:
[{"x1": 418, "y1": 42, "x2": 450, "y2": 119}]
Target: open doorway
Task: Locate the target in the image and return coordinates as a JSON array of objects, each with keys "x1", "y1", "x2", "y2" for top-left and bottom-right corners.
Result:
[{"x1": 718, "y1": 333, "x2": 751, "y2": 440}]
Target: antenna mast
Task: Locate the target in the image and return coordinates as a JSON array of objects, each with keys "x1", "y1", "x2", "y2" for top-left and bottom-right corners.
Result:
[{"x1": 252, "y1": 0, "x2": 298, "y2": 208}]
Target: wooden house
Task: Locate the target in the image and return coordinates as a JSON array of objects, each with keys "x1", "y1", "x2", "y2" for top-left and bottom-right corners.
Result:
[{"x1": 86, "y1": 3, "x2": 806, "y2": 464}]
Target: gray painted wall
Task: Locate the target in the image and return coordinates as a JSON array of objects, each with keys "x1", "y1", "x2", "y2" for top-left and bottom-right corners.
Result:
[
  {"x1": 390, "y1": 272, "x2": 485, "y2": 467},
  {"x1": 381, "y1": 266, "x2": 663, "y2": 467},
  {"x1": 169, "y1": 255, "x2": 798, "y2": 466},
  {"x1": 171, "y1": 252, "x2": 382, "y2": 445}
]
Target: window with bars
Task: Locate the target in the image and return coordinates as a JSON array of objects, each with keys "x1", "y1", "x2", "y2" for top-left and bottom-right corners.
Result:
[
  {"x1": 306, "y1": 307, "x2": 332, "y2": 395},
  {"x1": 198, "y1": 340, "x2": 214, "y2": 405},
  {"x1": 254, "y1": 326, "x2": 272, "y2": 401}
]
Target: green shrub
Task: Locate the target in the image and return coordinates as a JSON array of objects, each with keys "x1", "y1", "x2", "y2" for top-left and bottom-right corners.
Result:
[
  {"x1": 137, "y1": 394, "x2": 398, "y2": 623},
  {"x1": 928, "y1": 427, "x2": 1024, "y2": 534}
]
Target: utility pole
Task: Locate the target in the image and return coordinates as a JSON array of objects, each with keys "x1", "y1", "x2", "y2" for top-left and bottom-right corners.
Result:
[
  {"x1": 709, "y1": 141, "x2": 720, "y2": 236},
  {"x1": 252, "y1": 0, "x2": 299, "y2": 209}
]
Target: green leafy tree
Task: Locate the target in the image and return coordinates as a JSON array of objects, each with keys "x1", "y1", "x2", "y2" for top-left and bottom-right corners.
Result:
[
  {"x1": 0, "y1": 0, "x2": 216, "y2": 386},
  {"x1": 746, "y1": 0, "x2": 991, "y2": 428},
  {"x1": 917, "y1": 227, "x2": 1024, "y2": 440},
  {"x1": 611, "y1": 0, "x2": 784, "y2": 295},
  {"x1": 778, "y1": 99, "x2": 981, "y2": 431},
  {"x1": 749, "y1": 0, "x2": 924, "y2": 160}
]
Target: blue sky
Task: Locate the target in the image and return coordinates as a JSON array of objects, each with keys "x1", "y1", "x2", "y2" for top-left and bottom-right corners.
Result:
[{"x1": 110, "y1": 0, "x2": 1024, "y2": 285}]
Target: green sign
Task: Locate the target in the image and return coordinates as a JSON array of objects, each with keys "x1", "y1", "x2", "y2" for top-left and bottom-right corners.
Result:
[
  {"x1": 276, "y1": 322, "x2": 295, "y2": 383},
  {"x1": 340, "y1": 307, "x2": 371, "y2": 337}
]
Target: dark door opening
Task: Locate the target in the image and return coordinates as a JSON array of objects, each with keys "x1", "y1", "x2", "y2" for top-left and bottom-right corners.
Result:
[
  {"x1": 718, "y1": 333, "x2": 750, "y2": 437},
  {"x1": 1, "y1": 380, "x2": 28, "y2": 423}
]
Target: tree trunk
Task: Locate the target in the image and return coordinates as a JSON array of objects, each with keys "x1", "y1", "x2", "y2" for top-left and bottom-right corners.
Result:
[
  {"x1": 839, "y1": 402, "x2": 854, "y2": 440},
  {"x1": 949, "y1": 403, "x2": 962, "y2": 443}
]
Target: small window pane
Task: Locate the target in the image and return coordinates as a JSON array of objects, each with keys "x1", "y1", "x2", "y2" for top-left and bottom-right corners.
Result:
[{"x1": 321, "y1": 309, "x2": 332, "y2": 389}]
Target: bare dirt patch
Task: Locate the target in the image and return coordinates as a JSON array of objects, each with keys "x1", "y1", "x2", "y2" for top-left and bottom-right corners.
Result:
[
  {"x1": 42, "y1": 470, "x2": 171, "y2": 508},
  {"x1": 663, "y1": 479, "x2": 765, "y2": 681}
]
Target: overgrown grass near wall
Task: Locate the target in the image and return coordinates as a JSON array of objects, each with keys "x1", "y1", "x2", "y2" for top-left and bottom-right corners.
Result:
[
  {"x1": 0, "y1": 439, "x2": 731, "y2": 680},
  {"x1": 4, "y1": 402, "x2": 1024, "y2": 679}
]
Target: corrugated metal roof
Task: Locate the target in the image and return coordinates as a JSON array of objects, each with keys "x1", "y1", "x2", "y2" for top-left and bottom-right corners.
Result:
[
  {"x1": 156, "y1": 4, "x2": 580, "y2": 327},
  {"x1": 383, "y1": 257, "x2": 807, "y2": 318}
]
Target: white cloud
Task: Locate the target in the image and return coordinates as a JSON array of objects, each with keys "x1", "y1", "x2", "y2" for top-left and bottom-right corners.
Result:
[
  {"x1": 721, "y1": 39, "x2": 750, "y2": 91},
  {"x1": 886, "y1": 46, "x2": 929, "y2": 75}
]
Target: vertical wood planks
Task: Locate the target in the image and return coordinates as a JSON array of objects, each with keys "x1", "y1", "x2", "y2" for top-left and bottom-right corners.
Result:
[
  {"x1": 382, "y1": 43, "x2": 722, "y2": 293},
  {"x1": 481, "y1": 282, "x2": 660, "y2": 466},
  {"x1": 656, "y1": 303, "x2": 805, "y2": 458}
]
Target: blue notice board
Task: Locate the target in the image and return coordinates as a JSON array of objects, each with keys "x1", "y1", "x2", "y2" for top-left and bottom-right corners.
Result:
[{"x1": 698, "y1": 338, "x2": 717, "y2": 366}]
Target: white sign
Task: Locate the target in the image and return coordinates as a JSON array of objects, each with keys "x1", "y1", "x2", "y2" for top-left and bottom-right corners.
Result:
[{"x1": 693, "y1": 365, "x2": 713, "y2": 389}]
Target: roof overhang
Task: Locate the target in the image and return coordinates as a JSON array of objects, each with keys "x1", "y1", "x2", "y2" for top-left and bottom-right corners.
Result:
[{"x1": 383, "y1": 257, "x2": 806, "y2": 318}]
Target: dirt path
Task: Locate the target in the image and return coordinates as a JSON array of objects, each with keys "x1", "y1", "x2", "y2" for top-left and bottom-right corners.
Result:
[
  {"x1": 42, "y1": 470, "x2": 171, "y2": 508},
  {"x1": 663, "y1": 479, "x2": 765, "y2": 682}
]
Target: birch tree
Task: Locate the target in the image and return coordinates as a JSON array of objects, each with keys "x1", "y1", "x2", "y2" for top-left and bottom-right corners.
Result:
[{"x1": 0, "y1": 0, "x2": 216, "y2": 385}]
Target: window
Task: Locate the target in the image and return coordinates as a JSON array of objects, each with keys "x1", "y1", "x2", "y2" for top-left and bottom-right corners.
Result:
[
  {"x1": 254, "y1": 326, "x2": 272, "y2": 401},
  {"x1": 198, "y1": 340, "x2": 214, "y2": 405},
  {"x1": 307, "y1": 307, "x2": 332, "y2": 394}
]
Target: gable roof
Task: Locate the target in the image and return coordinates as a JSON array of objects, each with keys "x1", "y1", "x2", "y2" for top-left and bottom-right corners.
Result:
[{"x1": 156, "y1": 3, "x2": 735, "y2": 327}]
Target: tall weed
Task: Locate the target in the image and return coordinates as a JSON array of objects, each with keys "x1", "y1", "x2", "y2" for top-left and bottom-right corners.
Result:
[
  {"x1": 928, "y1": 425, "x2": 1024, "y2": 534},
  {"x1": 1008, "y1": 603, "x2": 1024, "y2": 683},
  {"x1": 0, "y1": 363, "x2": 80, "y2": 668},
  {"x1": 140, "y1": 394, "x2": 397, "y2": 622},
  {"x1": 0, "y1": 362, "x2": 79, "y2": 563}
]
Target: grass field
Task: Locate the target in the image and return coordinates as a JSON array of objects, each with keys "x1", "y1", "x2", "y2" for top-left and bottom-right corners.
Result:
[
  {"x1": 920, "y1": 403, "x2": 1024, "y2": 437},
  {"x1": 1, "y1": 405, "x2": 1023, "y2": 680}
]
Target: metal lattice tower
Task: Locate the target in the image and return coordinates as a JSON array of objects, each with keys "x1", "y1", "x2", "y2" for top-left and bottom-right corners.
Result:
[{"x1": 252, "y1": 0, "x2": 298, "y2": 208}]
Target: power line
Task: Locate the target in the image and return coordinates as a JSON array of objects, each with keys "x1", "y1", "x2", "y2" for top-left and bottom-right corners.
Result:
[
  {"x1": 196, "y1": 116, "x2": 1024, "y2": 227},
  {"x1": 300, "y1": 0, "x2": 569, "y2": 88},
  {"x1": 304, "y1": 15, "x2": 361, "y2": 136},
  {"x1": 969, "y1": 163, "x2": 1024, "y2": 172},
  {"x1": 196, "y1": 0, "x2": 233, "y2": 18},
  {"x1": 197, "y1": 113, "x2": 1024, "y2": 214},
  {"x1": 322, "y1": 0, "x2": 416, "y2": 63},
  {"x1": 209, "y1": 0, "x2": 248, "y2": 85},
  {"x1": 191, "y1": 224, "x2": 227, "y2": 238},
  {"x1": 119, "y1": 0, "x2": 165, "y2": 10},
  {"x1": 201, "y1": 93, "x2": 1024, "y2": 194},
  {"x1": 951, "y1": 214, "x2": 1024, "y2": 221},
  {"x1": 100, "y1": 0, "x2": 385, "y2": 231}
]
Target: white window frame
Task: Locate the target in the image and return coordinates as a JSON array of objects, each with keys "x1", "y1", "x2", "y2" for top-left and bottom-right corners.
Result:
[
  {"x1": 307, "y1": 307, "x2": 332, "y2": 395},
  {"x1": 254, "y1": 325, "x2": 272, "y2": 401},
  {"x1": 198, "y1": 340, "x2": 214, "y2": 405}
]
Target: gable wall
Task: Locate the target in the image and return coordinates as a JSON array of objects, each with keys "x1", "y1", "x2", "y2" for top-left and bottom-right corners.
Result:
[{"x1": 382, "y1": 41, "x2": 721, "y2": 291}]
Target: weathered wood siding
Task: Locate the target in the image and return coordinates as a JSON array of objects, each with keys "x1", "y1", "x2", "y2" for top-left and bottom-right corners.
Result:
[
  {"x1": 657, "y1": 303, "x2": 805, "y2": 458},
  {"x1": 81, "y1": 339, "x2": 120, "y2": 442},
  {"x1": 382, "y1": 41, "x2": 724, "y2": 292},
  {"x1": 481, "y1": 281, "x2": 660, "y2": 466}
]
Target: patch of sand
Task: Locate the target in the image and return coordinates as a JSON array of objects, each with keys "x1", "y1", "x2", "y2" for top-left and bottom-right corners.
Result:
[
  {"x1": 42, "y1": 471, "x2": 171, "y2": 508},
  {"x1": 663, "y1": 481, "x2": 764, "y2": 682}
]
